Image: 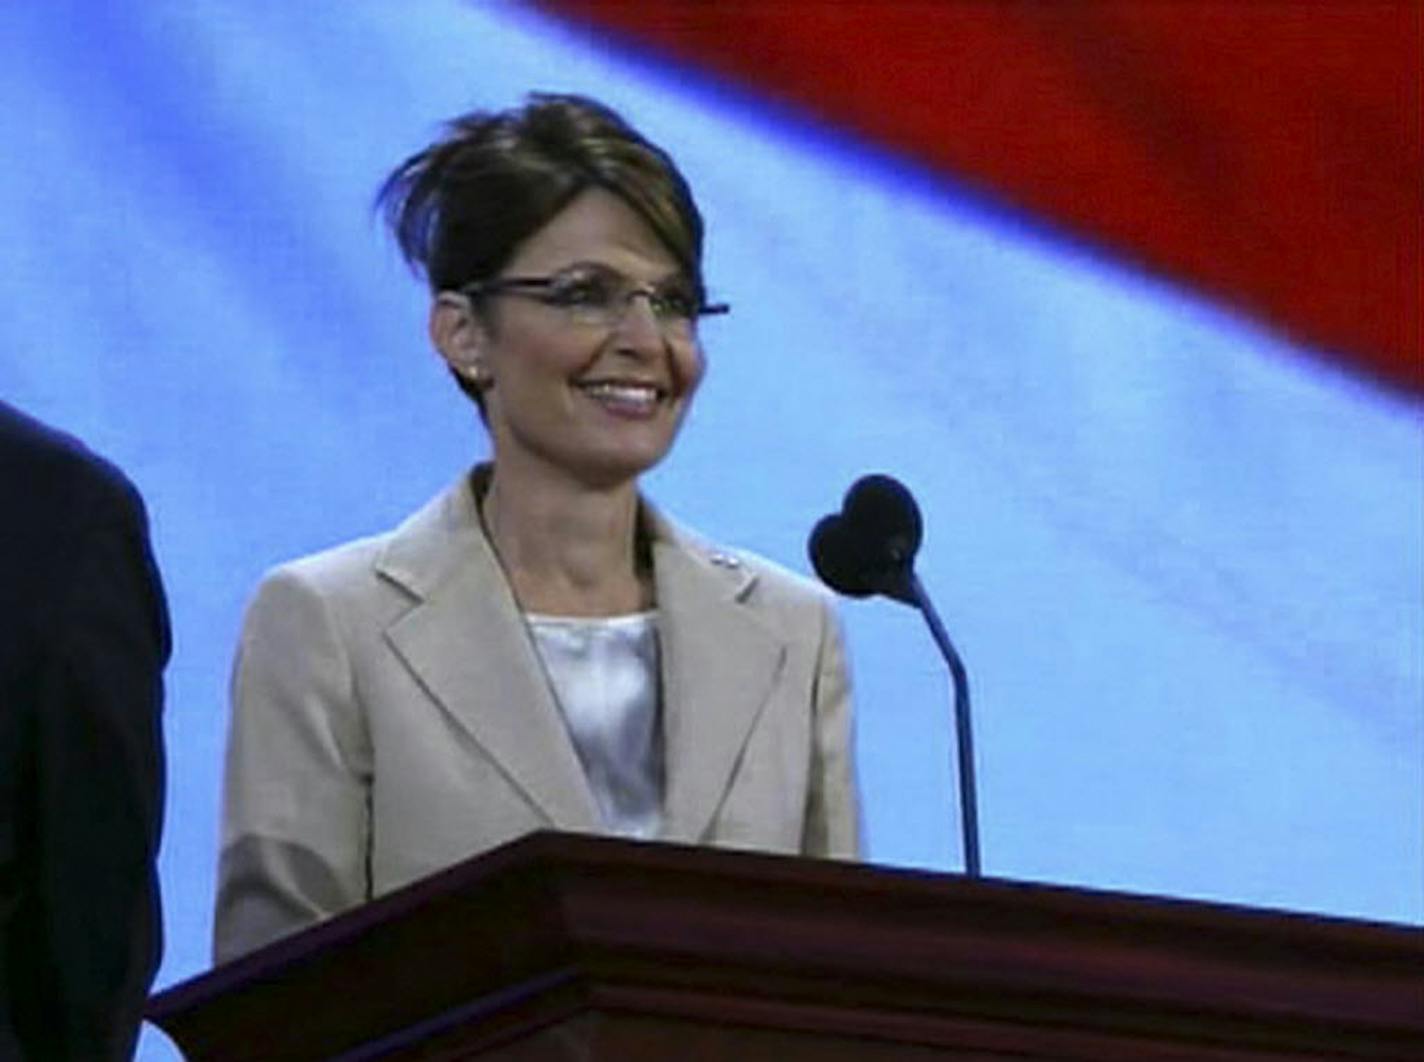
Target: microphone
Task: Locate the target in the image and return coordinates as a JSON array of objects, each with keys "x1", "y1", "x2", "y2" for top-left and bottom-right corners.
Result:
[
  {"x1": 809, "y1": 474, "x2": 922, "y2": 604},
  {"x1": 809, "y1": 474, "x2": 981, "y2": 877}
]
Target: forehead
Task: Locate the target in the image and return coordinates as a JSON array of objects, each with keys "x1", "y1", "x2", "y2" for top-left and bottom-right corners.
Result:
[{"x1": 504, "y1": 187, "x2": 679, "y2": 278}]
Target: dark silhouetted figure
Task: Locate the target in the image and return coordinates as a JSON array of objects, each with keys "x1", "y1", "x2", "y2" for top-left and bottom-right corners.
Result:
[{"x1": 0, "y1": 401, "x2": 168, "y2": 1060}]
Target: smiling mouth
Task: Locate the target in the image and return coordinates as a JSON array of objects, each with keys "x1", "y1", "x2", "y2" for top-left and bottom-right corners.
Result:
[{"x1": 574, "y1": 380, "x2": 667, "y2": 415}]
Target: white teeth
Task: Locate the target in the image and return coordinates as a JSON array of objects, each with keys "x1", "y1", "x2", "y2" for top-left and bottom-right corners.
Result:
[{"x1": 579, "y1": 382, "x2": 660, "y2": 405}]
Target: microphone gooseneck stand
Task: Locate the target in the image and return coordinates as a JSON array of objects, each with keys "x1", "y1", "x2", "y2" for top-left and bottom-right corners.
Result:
[
  {"x1": 809, "y1": 473, "x2": 981, "y2": 878},
  {"x1": 905, "y1": 571, "x2": 979, "y2": 878}
]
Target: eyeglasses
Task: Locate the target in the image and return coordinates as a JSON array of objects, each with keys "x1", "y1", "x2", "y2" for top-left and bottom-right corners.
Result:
[{"x1": 458, "y1": 263, "x2": 729, "y2": 341}]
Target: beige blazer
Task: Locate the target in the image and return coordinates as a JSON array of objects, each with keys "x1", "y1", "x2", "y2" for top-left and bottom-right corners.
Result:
[{"x1": 214, "y1": 470, "x2": 859, "y2": 964}]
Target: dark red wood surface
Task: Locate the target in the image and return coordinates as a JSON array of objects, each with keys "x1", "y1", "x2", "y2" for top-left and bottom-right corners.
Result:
[{"x1": 149, "y1": 832, "x2": 1424, "y2": 1060}]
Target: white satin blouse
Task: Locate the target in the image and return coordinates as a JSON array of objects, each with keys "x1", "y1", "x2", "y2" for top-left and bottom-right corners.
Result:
[{"x1": 525, "y1": 610, "x2": 664, "y2": 839}]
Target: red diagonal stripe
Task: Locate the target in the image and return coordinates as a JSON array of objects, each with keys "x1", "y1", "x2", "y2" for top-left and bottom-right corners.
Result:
[{"x1": 539, "y1": 1, "x2": 1422, "y2": 394}]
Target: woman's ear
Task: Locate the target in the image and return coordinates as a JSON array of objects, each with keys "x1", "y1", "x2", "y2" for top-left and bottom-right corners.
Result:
[{"x1": 429, "y1": 291, "x2": 491, "y2": 389}]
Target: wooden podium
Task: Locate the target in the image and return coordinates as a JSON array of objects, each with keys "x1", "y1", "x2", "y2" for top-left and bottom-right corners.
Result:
[{"x1": 149, "y1": 832, "x2": 1423, "y2": 1060}]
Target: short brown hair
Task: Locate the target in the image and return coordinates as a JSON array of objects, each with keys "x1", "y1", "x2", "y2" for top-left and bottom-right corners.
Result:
[{"x1": 377, "y1": 94, "x2": 707, "y2": 406}]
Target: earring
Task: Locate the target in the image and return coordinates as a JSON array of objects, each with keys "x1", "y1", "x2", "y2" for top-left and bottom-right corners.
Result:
[{"x1": 458, "y1": 363, "x2": 490, "y2": 389}]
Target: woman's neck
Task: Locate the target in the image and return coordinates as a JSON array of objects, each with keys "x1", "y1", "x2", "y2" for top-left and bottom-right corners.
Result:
[{"x1": 480, "y1": 464, "x2": 652, "y2": 617}]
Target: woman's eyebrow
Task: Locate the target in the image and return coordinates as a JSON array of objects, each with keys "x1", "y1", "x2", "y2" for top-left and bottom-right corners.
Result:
[{"x1": 553, "y1": 260, "x2": 690, "y2": 287}]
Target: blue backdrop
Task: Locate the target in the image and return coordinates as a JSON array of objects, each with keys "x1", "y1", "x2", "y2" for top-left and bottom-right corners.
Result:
[{"x1": 0, "y1": 4, "x2": 1418, "y2": 1056}]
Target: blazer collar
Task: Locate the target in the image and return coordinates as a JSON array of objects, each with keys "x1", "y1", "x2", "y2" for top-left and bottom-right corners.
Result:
[
  {"x1": 373, "y1": 468, "x2": 787, "y2": 843},
  {"x1": 645, "y1": 509, "x2": 787, "y2": 844}
]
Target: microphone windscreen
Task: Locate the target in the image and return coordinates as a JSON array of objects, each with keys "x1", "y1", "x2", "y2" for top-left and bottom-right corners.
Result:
[
  {"x1": 842, "y1": 474, "x2": 923, "y2": 566},
  {"x1": 809, "y1": 514, "x2": 877, "y2": 597}
]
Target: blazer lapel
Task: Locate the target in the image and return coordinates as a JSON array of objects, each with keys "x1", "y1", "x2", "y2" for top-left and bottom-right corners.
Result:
[
  {"x1": 376, "y1": 474, "x2": 601, "y2": 832},
  {"x1": 651, "y1": 515, "x2": 787, "y2": 844}
]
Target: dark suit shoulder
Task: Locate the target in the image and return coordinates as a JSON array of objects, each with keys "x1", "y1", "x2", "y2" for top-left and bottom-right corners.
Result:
[
  {"x1": 0, "y1": 404, "x2": 168, "y2": 1059},
  {"x1": 0, "y1": 401, "x2": 141, "y2": 529},
  {"x1": 0, "y1": 402, "x2": 162, "y2": 659}
]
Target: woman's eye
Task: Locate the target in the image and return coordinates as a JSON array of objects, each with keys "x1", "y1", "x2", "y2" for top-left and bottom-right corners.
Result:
[{"x1": 548, "y1": 274, "x2": 613, "y2": 307}]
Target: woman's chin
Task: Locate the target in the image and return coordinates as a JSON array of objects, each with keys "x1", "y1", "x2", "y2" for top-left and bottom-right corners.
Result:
[
  {"x1": 571, "y1": 445, "x2": 672, "y2": 490},
  {"x1": 562, "y1": 415, "x2": 685, "y2": 484}
]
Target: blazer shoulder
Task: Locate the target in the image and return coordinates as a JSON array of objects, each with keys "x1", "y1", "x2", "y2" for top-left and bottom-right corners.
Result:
[
  {"x1": 658, "y1": 513, "x2": 833, "y2": 616},
  {"x1": 253, "y1": 474, "x2": 472, "y2": 604},
  {"x1": 734, "y1": 546, "x2": 833, "y2": 610},
  {"x1": 252, "y1": 531, "x2": 396, "y2": 616}
]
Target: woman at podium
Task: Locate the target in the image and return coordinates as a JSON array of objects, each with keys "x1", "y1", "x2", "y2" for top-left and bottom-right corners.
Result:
[{"x1": 213, "y1": 94, "x2": 860, "y2": 964}]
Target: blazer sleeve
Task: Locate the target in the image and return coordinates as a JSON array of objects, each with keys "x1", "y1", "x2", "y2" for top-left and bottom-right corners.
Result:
[
  {"x1": 213, "y1": 566, "x2": 372, "y2": 965},
  {"x1": 801, "y1": 597, "x2": 861, "y2": 859},
  {"x1": 25, "y1": 471, "x2": 168, "y2": 1061}
]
